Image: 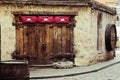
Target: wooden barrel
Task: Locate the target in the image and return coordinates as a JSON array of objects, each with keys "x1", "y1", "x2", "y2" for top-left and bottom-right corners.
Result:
[
  {"x1": 105, "y1": 24, "x2": 117, "y2": 51},
  {"x1": 0, "y1": 60, "x2": 29, "y2": 80}
]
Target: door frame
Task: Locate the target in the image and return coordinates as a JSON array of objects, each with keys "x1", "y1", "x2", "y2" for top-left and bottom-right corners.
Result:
[{"x1": 12, "y1": 11, "x2": 76, "y2": 64}]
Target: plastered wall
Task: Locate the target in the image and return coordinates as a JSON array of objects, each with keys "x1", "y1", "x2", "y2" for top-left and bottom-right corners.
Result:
[{"x1": 74, "y1": 8, "x2": 116, "y2": 66}]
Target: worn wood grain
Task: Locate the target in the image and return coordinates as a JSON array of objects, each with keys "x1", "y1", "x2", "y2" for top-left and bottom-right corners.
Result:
[
  {"x1": 49, "y1": 25, "x2": 53, "y2": 54},
  {"x1": 36, "y1": 26, "x2": 42, "y2": 64},
  {"x1": 66, "y1": 27, "x2": 70, "y2": 53},
  {"x1": 23, "y1": 26, "x2": 27, "y2": 58},
  {"x1": 62, "y1": 26, "x2": 66, "y2": 54},
  {"x1": 45, "y1": 24, "x2": 50, "y2": 63},
  {"x1": 19, "y1": 27, "x2": 24, "y2": 56},
  {"x1": 16, "y1": 27, "x2": 20, "y2": 55},
  {"x1": 53, "y1": 25, "x2": 58, "y2": 54},
  {"x1": 57, "y1": 27, "x2": 62, "y2": 53},
  {"x1": 27, "y1": 26, "x2": 36, "y2": 64}
]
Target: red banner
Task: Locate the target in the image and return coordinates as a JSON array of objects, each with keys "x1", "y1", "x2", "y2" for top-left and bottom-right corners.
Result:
[
  {"x1": 21, "y1": 16, "x2": 70, "y2": 24},
  {"x1": 21, "y1": 16, "x2": 37, "y2": 23}
]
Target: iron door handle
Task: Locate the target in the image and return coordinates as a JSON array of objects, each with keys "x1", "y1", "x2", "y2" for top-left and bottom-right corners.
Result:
[{"x1": 41, "y1": 44, "x2": 46, "y2": 49}]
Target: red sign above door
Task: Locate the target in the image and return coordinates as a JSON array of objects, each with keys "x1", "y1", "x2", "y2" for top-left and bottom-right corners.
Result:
[{"x1": 21, "y1": 16, "x2": 70, "y2": 23}]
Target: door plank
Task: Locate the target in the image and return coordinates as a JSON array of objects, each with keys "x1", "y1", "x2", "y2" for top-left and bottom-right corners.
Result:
[
  {"x1": 16, "y1": 27, "x2": 20, "y2": 55},
  {"x1": 49, "y1": 26, "x2": 53, "y2": 54},
  {"x1": 34, "y1": 26, "x2": 42, "y2": 64},
  {"x1": 53, "y1": 26, "x2": 58, "y2": 54},
  {"x1": 37, "y1": 25, "x2": 43, "y2": 64},
  {"x1": 40, "y1": 26, "x2": 47, "y2": 64},
  {"x1": 45, "y1": 24, "x2": 51, "y2": 63},
  {"x1": 57, "y1": 27, "x2": 62, "y2": 53},
  {"x1": 66, "y1": 27, "x2": 70, "y2": 53},
  {"x1": 23, "y1": 26, "x2": 27, "y2": 59},
  {"x1": 61, "y1": 26, "x2": 66, "y2": 54},
  {"x1": 19, "y1": 27, "x2": 24, "y2": 56},
  {"x1": 27, "y1": 26, "x2": 35, "y2": 64},
  {"x1": 49, "y1": 25, "x2": 54, "y2": 63}
]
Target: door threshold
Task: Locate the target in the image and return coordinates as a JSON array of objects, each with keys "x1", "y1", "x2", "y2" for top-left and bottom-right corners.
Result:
[{"x1": 29, "y1": 64, "x2": 53, "y2": 68}]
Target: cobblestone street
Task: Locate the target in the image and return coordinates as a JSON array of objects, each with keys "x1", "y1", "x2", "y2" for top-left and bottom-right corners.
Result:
[
  {"x1": 31, "y1": 63, "x2": 120, "y2": 80},
  {"x1": 30, "y1": 49, "x2": 120, "y2": 80}
]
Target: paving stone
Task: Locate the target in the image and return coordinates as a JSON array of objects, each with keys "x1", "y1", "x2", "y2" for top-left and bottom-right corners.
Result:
[{"x1": 52, "y1": 61, "x2": 74, "y2": 69}]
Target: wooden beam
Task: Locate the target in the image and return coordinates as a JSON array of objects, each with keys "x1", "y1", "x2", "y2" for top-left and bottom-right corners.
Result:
[{"x1": 12, "y1": 11, "x2": 78, "y2": 16}]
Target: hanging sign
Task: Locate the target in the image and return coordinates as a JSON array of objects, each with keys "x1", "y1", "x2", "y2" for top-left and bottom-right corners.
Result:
[
  {"x1": 21, "y1": 16, "x2": 37, "y2": 23},
  {"x1": 38, "y1": 16, "x2": 54, "y2": 23},
  {"x1": 54, "y1": 16, "x2": 70, "y2": 23}
]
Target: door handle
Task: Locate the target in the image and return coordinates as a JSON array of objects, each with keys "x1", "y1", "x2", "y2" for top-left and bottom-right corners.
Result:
[{"x1": 41, "y1": 43, "x2": 46, "y2": 49}]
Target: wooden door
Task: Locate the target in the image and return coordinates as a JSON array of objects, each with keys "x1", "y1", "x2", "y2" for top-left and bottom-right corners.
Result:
[
  {"x1": 13, "y1": 16, "x2": 74, "y2": 65},
  {"x1": 48, "y1": 24, "x2": 74, "y2": 63},
  {"x1": 26, "y1": 25, "x2": 47, "y2": 64},
  {"x1": 13, "y1": 24, "x2": 47, "y2": 64}
]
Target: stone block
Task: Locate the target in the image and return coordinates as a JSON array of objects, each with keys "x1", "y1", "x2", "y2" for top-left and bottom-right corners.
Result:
[{"x1": 52, "y1": 61, "x2": 74, "y2": 69}]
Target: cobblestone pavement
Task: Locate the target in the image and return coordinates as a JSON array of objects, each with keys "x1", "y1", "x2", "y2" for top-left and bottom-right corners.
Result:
[
  {"x1": 30, "y1": 48, "x2": 120, "y2": 80},
  {"x1": 30, "y1": 63, "x2": 120, "y2": 80}
]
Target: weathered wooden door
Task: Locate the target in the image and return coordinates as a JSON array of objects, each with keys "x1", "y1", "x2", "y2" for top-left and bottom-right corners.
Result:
[
  {"x1": 13, "y1": 16, "x2": 74, "y2": 65},
  {"x1": 26, "y1": 25, "x2": 47, "y2": 64},
  {"x1": 15, "y1": 24, "x2": 51, "y2": 64}
]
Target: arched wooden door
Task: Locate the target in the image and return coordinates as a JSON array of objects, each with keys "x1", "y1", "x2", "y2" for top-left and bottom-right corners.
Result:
[{"x1": 13, "y1": 16, "x2": 75, "y2": 65}]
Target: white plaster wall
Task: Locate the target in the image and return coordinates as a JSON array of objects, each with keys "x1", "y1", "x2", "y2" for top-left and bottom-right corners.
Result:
[
  {"x1": 74, "y1": 8, "x2": 116, "y2": 66},
  {"x1": 74, "y1": 7, "x2": 97, "y2": 66},
  {"x1": 93, "y1": 10, "x2": 116, "y2": 62},
  {"x1": 0, "y1": 8, "x2": 16, "y2": 60}
]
